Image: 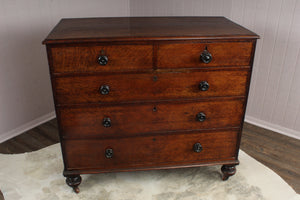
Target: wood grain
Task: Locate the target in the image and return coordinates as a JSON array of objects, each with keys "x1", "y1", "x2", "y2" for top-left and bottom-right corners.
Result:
[
  {"x1": 43, "y1": 17, "x2": 258, "y2": 44},
  {"x1": 241, "y1": 123, "x2": 300, "y2": 193},
  {"x1": 64, "y1": 130, "x2": 238, "y2": 170},
  {"x1": 0, "y1": 190, "x2": 4, "y2": 200},
  {"x1": 58, "y1": 99, "x2": 245, "y2": 139},
  {"x1": 157, "y1": 41, "x2": 253, "y2": 68},
  {"x1": 51, "y1": 44, "x2": 153, "y2": 73},
  {"x1": 54, "y1": 69, "x2": 249, "y2": 105}
]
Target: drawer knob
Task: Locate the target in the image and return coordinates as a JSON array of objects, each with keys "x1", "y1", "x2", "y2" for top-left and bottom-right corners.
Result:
[
  {"x1": 199, "y1": 81, "x2": 209, "y2": 91},
  {"x1": 200, "y1": 47, "x2": 212, "y2": 64},
  {"x1": 100, "y1": 85, "x2": 110, "y2": 95},
  {"x1": 196, "y1": 112, "x2": 206, "y2": 122},
  {"x1": 98, "y1": 55, "x2": 108, "y2": 65},
  {"x1": 102, "y1": 117, "x2": 111, "y2": 128},
  {"x1": 105, "y1": 148, "x2": 113, "y2": 158},
  {"x1": 193, "y1": 143, "x2": 203, "y2": 153}
]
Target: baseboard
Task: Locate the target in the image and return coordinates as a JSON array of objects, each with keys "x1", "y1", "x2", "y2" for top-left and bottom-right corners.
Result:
[
  {"x1": 0, "y1": 111, "x2": 56, "y2": 143},
  {"x1": 245, "y1": 116, "x2": 300, "y2": 140}
]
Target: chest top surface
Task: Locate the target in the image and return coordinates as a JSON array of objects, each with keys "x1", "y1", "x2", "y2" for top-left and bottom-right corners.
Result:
[{"x1": 43, "y1": 17, "x2": 259, "y2": 44}]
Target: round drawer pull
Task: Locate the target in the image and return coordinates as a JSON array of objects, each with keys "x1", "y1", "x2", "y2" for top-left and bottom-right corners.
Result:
[
  {"x1": 98, "y1": 55, "x2": 108, "y2": 65},
  {"x1": 105, "y1": 148, "x2": 113, "y2": 158},
  {"x1": 199, "y1": 81, "x2": 209, "y2": 91},
  {"x1": 99, "y1": 85, "x2": 110, "y2": 95},
  {"x1": 102, "y1": 117, "x2": 111, "y2": 128},
  {"x1": 153, "y1": 106, "x2": 157, "y2": 112},
  {"x1": 193, "y1": 143, "x2": 203, "y2": 153},
  {"x1": 200, "y1": 47, "x2": 212, "y2": 64},
  {"x1": 196, "y1": 112, "x2": 206, "y2": 122}
]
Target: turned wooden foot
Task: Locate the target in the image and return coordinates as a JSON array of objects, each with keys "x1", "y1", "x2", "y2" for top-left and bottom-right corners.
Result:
[
  {"x1": 221, "y1": 164, "x2": 236, "y2": 180},
  {"x1": 65, "y1": 175, "x2": 82, "y2": 193}
]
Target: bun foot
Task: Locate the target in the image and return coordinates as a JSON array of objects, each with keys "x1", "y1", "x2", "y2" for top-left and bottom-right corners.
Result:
[
  {"x1": 73, "y1": 186, "x2": 80, "y2": 193},
  {"x1": 221, "y1": 164, "x2": 236, "y2": 180},
  {"x1": 65, "y1": 175, "x2": 82, "y2": 193}
]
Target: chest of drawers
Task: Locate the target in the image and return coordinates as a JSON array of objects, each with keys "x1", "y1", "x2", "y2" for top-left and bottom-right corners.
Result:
[{"x1": 43, "y1": 17, "x2": 258, "y2": 193}]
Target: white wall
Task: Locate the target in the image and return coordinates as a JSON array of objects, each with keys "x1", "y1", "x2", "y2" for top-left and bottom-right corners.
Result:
[
  {"x1": 130, "y1": 0, "x2": 231, "y2": 16},
  {"x1": 0, "y1": 0, "x2": 130, "y2": 142},
  {"x1": 1, "y1": 0, "x2": 300, "y2": 142},
  {"x1": 230, "y1": 0, "x2": 300, "y2": 139}
]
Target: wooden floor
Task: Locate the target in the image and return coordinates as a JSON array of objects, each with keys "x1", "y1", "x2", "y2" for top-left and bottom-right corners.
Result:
[
  {"x1": 241, "y1": 123, "x2": 300, "y2": 193},
  {"x1": 0, "y1": 119, "x2": 299, "y2": 194}
]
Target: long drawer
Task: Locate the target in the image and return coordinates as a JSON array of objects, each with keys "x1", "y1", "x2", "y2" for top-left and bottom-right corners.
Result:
[
  {"x1": 64, "y1": 130, "x2": 238, "y2": 170},
  {"x1": 59, "y1": 99, "x2": 244, "y2": 138},
  {"x1": 50, "y1": 44, "x2": 153, "y2": 73},
  {"x1": 54, "y1": 69, "x2": 249, "y2": 105},
  {"x1": 157, "y1": 42, "x2": 253, "y2": 68}
]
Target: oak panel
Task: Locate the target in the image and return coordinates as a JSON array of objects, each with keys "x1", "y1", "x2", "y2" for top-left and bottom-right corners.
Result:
[
  {"x1": 64, "y1": 130, "x2": 238, "y2": 170},
  {"x1": 157, "y1": 42, "x2": 253, "y2": 68},
  {"x1": 59, "y1": 99, "x2": 244, "y2": 138},
  {"x1": 54, "y1": 69, "x2": 249, "y2": 104},
  {"x1": 51, "y1": 44, "x2": 153, "y2": 73}
]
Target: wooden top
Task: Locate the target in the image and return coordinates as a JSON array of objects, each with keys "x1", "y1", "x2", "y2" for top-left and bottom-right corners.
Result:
[{"x1": 43, "y1": 17, "x2": 259, "y2": 44}]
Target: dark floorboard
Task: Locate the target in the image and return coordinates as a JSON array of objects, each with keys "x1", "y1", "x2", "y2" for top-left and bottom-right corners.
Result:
[
  {"x1": 241, "y1": 123, "x2": 300, "y2": 194},
  {"x1": 0, "y1": 190, "x2": 3, "y2": 200},
  {"x1": 0, "y1": 119, "x2": 299, "y2": 194}
]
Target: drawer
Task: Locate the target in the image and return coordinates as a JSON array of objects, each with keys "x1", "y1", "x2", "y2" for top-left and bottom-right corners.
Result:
[
  {"x1": 54, "y1": 69, "x2": 249, "y2": 105},
  {"x1": 64, "y1": 130, "x2": 238, "y2": 170},
  {"x1": 50, "y1": 45, "x2": 153, "y2": 73},
  {"x1": 157, "y1": 42, "x2": 253, "y2": 68},
  {"x1": 59, "y1": 99, "x2": 244, "y2": 138}
]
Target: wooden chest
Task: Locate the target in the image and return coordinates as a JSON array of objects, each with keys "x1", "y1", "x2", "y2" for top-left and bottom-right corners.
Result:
[{"x1": 43, "y1": 17, "x2": 259, "y2": 193}]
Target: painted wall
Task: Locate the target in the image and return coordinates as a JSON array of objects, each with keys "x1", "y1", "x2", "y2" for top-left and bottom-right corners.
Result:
[
  {"x1": 130, "y1": 0, "x2": 231, "y2": 17},
  {"x1": 0, "y1": 0, "x2": 130, "y2": 142},
  {"x1": 1, "y1": 0, "x2": 300, "y2": 142},
  {"x1": 230, "y1": 0, "x2": 300, "y2": 139}
]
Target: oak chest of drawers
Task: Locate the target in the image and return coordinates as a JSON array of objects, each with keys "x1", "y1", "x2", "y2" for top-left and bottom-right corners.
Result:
[{"x1": 43, "y1": 17, "x2": 259, "y2": 193}]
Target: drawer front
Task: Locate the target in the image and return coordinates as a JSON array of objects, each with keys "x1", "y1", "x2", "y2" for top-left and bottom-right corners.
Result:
[
  {"x1": 54, "y1": 70, "x2": 249, "y2": 105},
  {"x1": 64, "y1": 130, "x2": 238, "y2": 170},
  {"x1": 51, "y1": 45, "x2": 153, "y2": 73},
  {"x1": 59, "y1": 99, "x2": 244, "y2": 138},
  {"x1": 157, "y1": 42, "x2": 253, "y2": 68}
]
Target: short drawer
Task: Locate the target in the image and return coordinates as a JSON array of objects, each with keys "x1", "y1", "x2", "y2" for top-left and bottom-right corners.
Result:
[
  {"x1": 54, "y1": 69, "x2": 249, "y2": 105},
  {"x1": 64, "y1": 130, "x2": 238, "y2": 170},
  {"x1": 157, "y1": 42, "x2": 253, "y2": 68},
  {"x1": 50, "y1": 45, "x2": 153, "y2": 73},
  {"x1": 59, "y1": 99, "x2": 244, "y2": 138}
]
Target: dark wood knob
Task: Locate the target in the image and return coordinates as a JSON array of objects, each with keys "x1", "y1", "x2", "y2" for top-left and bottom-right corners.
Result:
[
  {"x1": 200, "y1": 47, "x2": 212, "y2": 64},
  {"x1": 196, "y1": 112, "x2": 206, "y2": 122},
  {"x1": 105, "y1": 148, "x2": 113, "y2": 158},
  {"x1": 100, "y1": 85, "x2": 110, "y2": 95},
  {"x1": 102, "y1": 117, "x2": 111, "y2": 128},
  {"x1": 199, "y1": 81, "x2": 209, "y2": 91},
  {"x1": 98, "y1": 55, "x2": 108, "y2": 65},
  {"x1": 193, "y1": 143, "x2": 203, "y2": 153}
]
